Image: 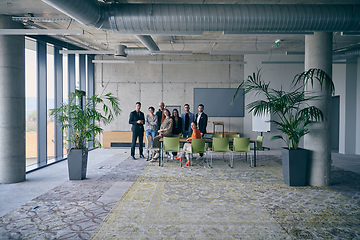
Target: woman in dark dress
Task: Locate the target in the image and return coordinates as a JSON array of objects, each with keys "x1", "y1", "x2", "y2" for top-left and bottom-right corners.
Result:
[{"x1": 171, "y1": 108, "x2": 182, "y2": 159}]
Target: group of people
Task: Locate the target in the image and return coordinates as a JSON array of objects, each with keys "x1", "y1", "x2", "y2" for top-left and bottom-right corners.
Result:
[{"x1": 129, "y1": 102, "x2": 208, "y2": 166}]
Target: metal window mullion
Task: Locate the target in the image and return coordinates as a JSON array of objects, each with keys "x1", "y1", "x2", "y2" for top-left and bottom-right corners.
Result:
[
  {"x1": 37, "y1": 40, "x2": 47, "y2": 165},
  {"x1": 54, "y1": 46, "x2": 63, "y2": 159},
  {"x1": 87, "y1": 55, "x2": 95, "y2": 149},
  {"x1": 79, "y1": 54, "x2": 86, "y2": 92},
  {"x1": 68, "y1": 54, "x2": 76, "y2": 150}
]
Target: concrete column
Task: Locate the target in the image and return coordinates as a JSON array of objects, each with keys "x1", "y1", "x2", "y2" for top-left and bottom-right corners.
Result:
[
  {"x1": 0, "y1": 16, "x2": 26, "y2": 183},
  {"x1": 304, "y1": 32, "x2": 332, "y2": 186}
]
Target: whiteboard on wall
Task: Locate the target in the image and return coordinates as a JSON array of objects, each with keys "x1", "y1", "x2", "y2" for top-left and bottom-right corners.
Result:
[
  {"x1": 194, "y1": 88, "x2": 244, "y2": 117},
  {"x1": 252, "y1": 112, "x2": 271, "y2": 132}
]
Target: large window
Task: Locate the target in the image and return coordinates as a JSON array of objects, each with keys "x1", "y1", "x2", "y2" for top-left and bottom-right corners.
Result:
[
  {"x1": 25, "y1": 37, "x2": 94, "y2": 171},
  {"x1": 47, "y1": 44, "x2": 55, "y2": 161},
  {"x1": 25, "y1": 38, "x2": 37, "y2": 167},
  {"x1": 62, "y1": 51, "x2": 69, "y2": 156}
]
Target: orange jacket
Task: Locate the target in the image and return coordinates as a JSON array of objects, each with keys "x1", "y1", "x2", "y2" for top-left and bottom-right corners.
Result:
[{"x1": 187, "y1": 128, "x2": 201, "y2": 141}]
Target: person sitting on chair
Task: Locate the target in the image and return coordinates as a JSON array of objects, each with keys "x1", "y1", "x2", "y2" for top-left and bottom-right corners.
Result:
[
  {"x1": 175, "y1": 121, "x2": 201, "y2": 166},
  {"x1": 152, "y1": 109, "x2": 173, "y2": 160}
]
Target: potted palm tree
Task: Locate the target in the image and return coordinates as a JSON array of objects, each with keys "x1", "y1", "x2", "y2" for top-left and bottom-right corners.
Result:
[
  {"x1": 50, "y1": 91, "x2": 121, "y2": 180},
  {"x1": 234, "y1": 68, "x2": 334, "y2": 186}
]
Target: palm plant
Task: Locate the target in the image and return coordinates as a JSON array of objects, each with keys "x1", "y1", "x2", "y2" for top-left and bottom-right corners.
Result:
[
  {"x1": 234, "y1": 68, "x2": 334, "y2": 150},
  {"x1": 49, "y1": 91, "x2": 121, "y2": 149}
]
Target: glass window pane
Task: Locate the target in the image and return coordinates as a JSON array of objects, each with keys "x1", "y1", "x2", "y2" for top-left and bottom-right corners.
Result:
[
  {"x1": 47, "y1": 44, "x2": 55, "y2": 162},
  {"x1": 75, "y1": 54, "x2": 80, "y2": 89},
  {"x1": 62, "y1": 51, "x2": 68, "y2": 156},
  {"x1": 25, "y1": 38, "x2": 37, "y2": 167}
]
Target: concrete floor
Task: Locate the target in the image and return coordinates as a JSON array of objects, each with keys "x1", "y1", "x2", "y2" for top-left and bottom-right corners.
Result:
[{"x1": 0, "y1": 149, "x2": 359, "y2": 239}]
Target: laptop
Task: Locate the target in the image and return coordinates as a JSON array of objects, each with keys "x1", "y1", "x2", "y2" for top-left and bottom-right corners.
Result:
[{"x1": 203, "y1": 133, "x2": 213, "y2": 139}]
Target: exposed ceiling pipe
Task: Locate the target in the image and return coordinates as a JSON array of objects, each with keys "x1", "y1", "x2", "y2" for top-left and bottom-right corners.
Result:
[
  {"x1": 42, "y1": 0, "x2": 160, "y2": 51},
  {"x1": 135, "y1": 35, "x2": 160, "y2": 51},
  {"x1": 333, "y1": 48, "x2": 360, "y2": 60},
  {"x1": 43, "y1": 0, "x2": 360, "y2": 33}
]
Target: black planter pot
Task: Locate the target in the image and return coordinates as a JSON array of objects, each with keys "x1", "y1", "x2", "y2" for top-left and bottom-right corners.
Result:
[
  {"x1": 282, "y1": 148, "x2": 308, "y2": 186},
  {"x1": 67, "y1": 149, "x2": 88, "y2": 180}
]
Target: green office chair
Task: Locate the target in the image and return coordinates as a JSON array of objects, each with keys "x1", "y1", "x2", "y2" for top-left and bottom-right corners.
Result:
[
  {"x1": 184, "y1": 138, "x2": 206, "y2": 167},
  {"x1": 210, "y1": 138, "x2": 230, "y2": 168},
  {"x1": 162, "y1": 136, "x2": 180, "y2": 166},
  {"x1": 231, "y1": 137, "x2": 250, "y2": 168},
  {"x1": 208, "y1": 133, "x2": 223, "y2": 150},
  {"x1": 212, "y1": 134, "x2": 223, "y2": 138},
  {"x1": 256, "y1": 136, "x2": 264, "y2": 150},
  {"x1": 226, "y1": 134, "x2": 240, "y2": 150}
]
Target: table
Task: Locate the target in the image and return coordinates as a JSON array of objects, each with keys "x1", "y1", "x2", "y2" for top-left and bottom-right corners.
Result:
[{"x1": 159, "y1": 138, "x2": 257, "y2": 167}]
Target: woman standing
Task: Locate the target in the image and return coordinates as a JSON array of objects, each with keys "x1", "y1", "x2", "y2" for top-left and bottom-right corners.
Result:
[
  {"x1": 145, "y1": 106, "x2": 157, "y2": 159},
  {"x1": 152, "y1": 109, "x2": 173, "y2": 160},
  {"x1": 171, "y1": 108, "x2": 182, "y2": 159}
]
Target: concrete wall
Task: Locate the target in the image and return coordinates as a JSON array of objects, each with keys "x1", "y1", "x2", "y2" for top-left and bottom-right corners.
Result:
[
  {"x1": 332, "y1": 63, "x2": 346, "y2": 153},
  {"x1": 95, "y1": 54, "x2": 245, "y2": 136},
  {"x1": 94, "y1": 52, "x2": 358, "y2": 154}
]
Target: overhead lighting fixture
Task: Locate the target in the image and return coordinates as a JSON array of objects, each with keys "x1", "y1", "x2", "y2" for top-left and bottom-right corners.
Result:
[
  {"x1": 224, "y1": 31, "x2": 314, "y2": 35},
  {"x1": 60, "y1": 50, "x2": 114, "y2": 55},
  {"x1": 12, "y1": 17, "x2": 73, "y2": 22},
  {"x1": 341, "y1": 32, "x2": 360, "y2": 36},
  {"x1": 261, "y1": 61, "x2": 304, "y2": 64},
  {"x1": 203, "y1": 61, "x2": 247, "y2": 65},
  {"x1": 0, "y1": 29, "x2": 84, "y2": 35},
  {"x1": 211, "y1": 51, "x2": 267, "y2": 55},
  {"x1": 114, "y1": 31, "x2": 203, "y2": 36},
  {"x1": 92, "y1": 60, "x2": 135, "y2": 64},
  {"x1": 148, "y1": 61, "x2": 192, "y2": 64},
  {"x1": 285, "y1": 52, "x2": 305, "y2": 55}
]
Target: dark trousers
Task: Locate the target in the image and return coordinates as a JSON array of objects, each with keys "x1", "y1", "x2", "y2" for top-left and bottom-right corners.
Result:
[{"x1": 131, "y1": 130, "x2": 143, "y2": 156}]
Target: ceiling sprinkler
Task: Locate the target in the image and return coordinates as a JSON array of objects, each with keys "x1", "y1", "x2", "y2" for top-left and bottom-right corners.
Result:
[{"x1": 275, "y1": 39, "x2": 281, "y2": 47}]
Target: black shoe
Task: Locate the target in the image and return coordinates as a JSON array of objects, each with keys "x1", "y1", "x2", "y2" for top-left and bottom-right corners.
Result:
[
  {"x1": 132, "y1": 156, "x2": 137, "y2": 160},
  {"x1": 139, "y1": 154, "x2": 145, "y2": 158}
]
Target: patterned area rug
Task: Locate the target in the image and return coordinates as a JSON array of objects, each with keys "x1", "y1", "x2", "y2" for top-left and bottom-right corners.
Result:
[
  {"x1": 1, "y1": 153, "x2": 360, "y2": 239},
  {"x1": 91, "y1": 155, "x2": 360, "y2": 239},
  {"x1": 0, "y1": 155, "x2": 148, "y2": 240}
]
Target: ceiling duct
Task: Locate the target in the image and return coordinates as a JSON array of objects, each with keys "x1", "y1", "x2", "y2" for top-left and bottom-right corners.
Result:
[
  {"x1": 135, "y1": 35, "x2": 159, "y2": 51},
  {"x1": 42, "y1": 1, "x2": 360, "y2": 33},
  {"x1": 114, "y1": 44, "x2": 127, "y2": 58},
  {"x1": 333, "y1": 48, "x2": 360, "y2": 60}
]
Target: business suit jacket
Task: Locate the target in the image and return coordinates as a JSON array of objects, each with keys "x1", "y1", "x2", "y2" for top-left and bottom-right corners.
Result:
[
  {"x1": 129, "y1": 110, "x2": 145, "y2": 156},
  {"x1": 129, "y1": 110, "x2": 145, "y2": 132},
  {"x1": 195, "y1": 112, "x2": 208, "y2": 135},
  {"x1": 180, "y1": 111, "x2": 195, "y2": 133}
]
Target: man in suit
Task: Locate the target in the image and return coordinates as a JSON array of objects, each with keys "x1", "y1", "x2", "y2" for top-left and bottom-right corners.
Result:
[
  {"x1": 195, "y1": 103, "x2": 208, "y2": 158},
  {"x1": 155, "y1": 102, "x2": 165, "y2": 133},
  {"x1": 180, "y1": 103, "x2": 195, "y2": 138},
  {"x1": 129, "y1": 102, "x2": 145, "y2": 160},
  {"x1": 195, "y1": 104, "x2": 208, "y2": 137}
]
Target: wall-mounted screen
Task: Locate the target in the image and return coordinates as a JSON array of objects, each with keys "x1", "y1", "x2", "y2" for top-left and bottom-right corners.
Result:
[{"x1": 194, "y1": 88, "x2": 244, "y2": 117}]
